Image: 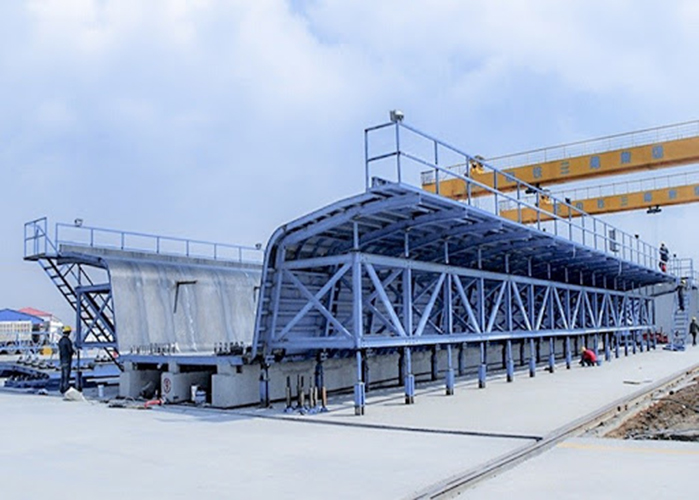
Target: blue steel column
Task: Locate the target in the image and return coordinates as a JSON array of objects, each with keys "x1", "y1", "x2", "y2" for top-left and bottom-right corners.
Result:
[
  {"x1": 615, "y1": 332, "x2": 620, "y2": 358},
  {"x1": 354, "y1": 350, "x2": 365, "y2": 416},
  {"x1": 593, "y1": 333, "x2": 601, "y2": 365},
  {"x1": 505, "y1": 268, "x2": 514, "y2": 382},
  {"x1": 565, "y1": 336, "x2": 572, "y2": 369},
  {"x1": 403, "y1": 233, "x2": 415, "y2": 404},
  {"x1": 445, "y1": 245, "x2": 455, "y2": 395},
  {"x1": 478, "y1": 342, "x2": 487, "y2": 388},
  {"x1": 529, "y1": 338, "x2": 536, "y2": 377},
  {"x1": 548, "y1": 337, "x2": 555, "y2": 373},
  {"x1": 352, "y1": 229, "x2": 365, "y2": 415},
  {"x1": 506, "y1": 340, "x2": 514, "y2": 382},
  {"x1": 604, "y1": 333, "x2": 611, "y2": 362}
]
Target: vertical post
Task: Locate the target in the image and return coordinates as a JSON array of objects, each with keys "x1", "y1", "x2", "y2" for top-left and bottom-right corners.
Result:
[
  {"x1": 364, "y1": 129, "x2": 370, "y2": 190},
  {"x1": 395, "y1": 122, "x2": 402, "y2": 183},
  {"x1": 259, "y1": 363, "x2": 270, "y2": 408},
  {"x1": 478, "y1": 342, "x2": 487, "y2": 388},
  {"x1": 431, "y1": 346, "x2": 438, "y2": 381},
  {"x1": 529, "y1": 338, "x2": 536, "y2": 377},
  {"x1": 352, "y1": 246, "x2": 364, "y2": 415},
  {"x1": 362, "y1": 349, "x2": 370, "y2": 392},
  {"x1": 354, "y1": 350, "x2": 365, "y2": 416},
  {"x1": 604, "y1": 333, "x2": 611, "y2": 361},
  {"x1": 565, "y1": 336, "x2": 572, "y2": 369},
  {"x1": 593, "y1": 333, "x2": 600, "y2": 364},
  {"x1": 624, "y1": 332, "x2": 629, "y2": 356},
  {"x1": 548, "y1": 337, "x2": 555, "y2": 373},
  {"x1": 506, "y1": 339, "x2": 514, "y2": 382},
  {"x1": 615, "y1": 332, "x2": 620, "y2": 358},
  {"x1": 446, "y1": 344, "x2": 455, "y2": 395},
  {"x1": 404, "y1": 347, "x2": 415, "y2": 404}
]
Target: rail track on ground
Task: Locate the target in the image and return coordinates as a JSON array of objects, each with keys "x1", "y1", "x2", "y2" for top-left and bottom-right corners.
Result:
[{"x1": 410, "y1": 361, "x2": 699, "y2": 499}]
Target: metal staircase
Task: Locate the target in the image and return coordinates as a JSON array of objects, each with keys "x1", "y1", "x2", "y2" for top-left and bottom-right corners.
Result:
[
  {"x1": 667, "y1": 259, "x2": 696, "y2": 351},
  {"x1": 24, "y1": 218, "x2": 121, "y2": 368}
]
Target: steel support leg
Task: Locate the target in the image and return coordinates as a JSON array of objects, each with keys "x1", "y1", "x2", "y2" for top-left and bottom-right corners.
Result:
[
  {"x1": 506, "y1": 340, "x2": 514, "y2": 382},
  {"x1": 259, "y1": 365, "x2": 270, "y2": 408},
  {"x1": 404, "y1": 347, "x2": 415, "y2": 405},
  {"x1": 529, "y1": 338, "x2": 536, "y2": 377},
  {"x1": 431, "y1": 346, "x2": 438, "y2": 381},
  {"x1": 624, "y1": 333, "x2": 629, "y2": 357},
  {"x1": 548, "y1": 338, "x2": 555, "y2": 373},
  {"x1": 632, "y1": 332, "x2": 637, "y2": 355},
  {"x1": 615, "y1": 333, "x2": 620, "y2": 358},
  {"x1": 604, "y1": 333, "x2": 611, "y2": 362},
  {"x1": 354, "y1": 351, "x2": 365, "y2": 415},
  {"x1": 445, "y1": 344, "x2": 455, "y2": 396},
  {"x1": 593, "y1": 334, "x2": 601, "y2": 365},
  {"x1": 457, "y1": 343, "x2": 465, "y2": 376},
  {"x1": 565, "y1": 336, "x2": 572, "y2": 369},
  {"x1": 478, "y1": 342, "x2": 487, "y2": 388}
]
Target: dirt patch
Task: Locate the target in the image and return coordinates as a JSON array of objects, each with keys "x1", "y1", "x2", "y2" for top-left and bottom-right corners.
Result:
[{"x1": 607, "y1": 377, "x2": 699, "y2": 441}]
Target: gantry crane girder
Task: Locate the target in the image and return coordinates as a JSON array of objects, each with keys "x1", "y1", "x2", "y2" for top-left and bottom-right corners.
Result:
[
  {"x1": 500, "y1": 182, "x2": 699, "y2": 223},
  {"x1": 422, "y1": 130, "x2": 699, "y2": 199}
]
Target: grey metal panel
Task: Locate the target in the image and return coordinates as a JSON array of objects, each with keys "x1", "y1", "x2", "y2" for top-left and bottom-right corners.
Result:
[{"x1": 106, "y1": 258, "x2": 261, "y2": 354}]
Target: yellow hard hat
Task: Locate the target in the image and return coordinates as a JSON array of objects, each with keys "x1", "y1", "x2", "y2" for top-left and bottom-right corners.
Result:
[{"x1": 62, "y1": 325, "x2": 72, "y2": 334}]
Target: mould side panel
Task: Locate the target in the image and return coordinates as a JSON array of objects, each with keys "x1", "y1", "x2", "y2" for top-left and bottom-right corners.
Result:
[{"x1": 107, "y1": 259, "x2": 261, "y2": 353}]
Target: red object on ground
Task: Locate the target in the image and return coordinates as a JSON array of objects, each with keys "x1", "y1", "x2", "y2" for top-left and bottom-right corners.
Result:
[{"x1": 582, "y1": 348, "x2": 597, "y2": 364}]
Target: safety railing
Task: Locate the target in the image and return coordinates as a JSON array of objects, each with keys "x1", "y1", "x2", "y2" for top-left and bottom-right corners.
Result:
[
  {"x1": 365, "y1": 121, "x2": 665, "y2": 275},
  {"x1": 486, "y1": 119, "x2": 699, "y2": 170},
  {"x1": 669, "y1": 258, "x2": 698, "y2": 283},
  {"x1": 24, "y1": 217, "x2": 263, "y2": 264},
  {"x1": 511, "y1": 169, "x2": 699, "y2": 204}
]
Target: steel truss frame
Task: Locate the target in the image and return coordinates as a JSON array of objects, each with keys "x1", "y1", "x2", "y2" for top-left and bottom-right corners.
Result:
[
  {"x1": 258, "y1": 247, "x2": 654, "y2": 413},
  {"x1": 262, "y1": 252, "x2": 653, "y2": 352}
]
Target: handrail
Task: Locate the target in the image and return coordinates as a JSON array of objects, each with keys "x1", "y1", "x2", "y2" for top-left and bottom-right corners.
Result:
[
  {"x1": 486, "y1": 119, "x2": 699, "y2": 169},
  {"x1": 364, "y1": 121, "x2": 671, "y2": 277},
  {"x1": 24, "y1": 217, "x2": 263, "y2": 264},
  {"x1": 520, "y1": 169, "x2": 699, "y2": 203}
]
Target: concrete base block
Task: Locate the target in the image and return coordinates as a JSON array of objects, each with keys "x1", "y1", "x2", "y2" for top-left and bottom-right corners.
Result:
[
  {"x1": 161, "y1": 371, "x2": 210, "y2": 403},
  {"x1": 119, "y1": 369, "x2": 161, "y2": 399}
]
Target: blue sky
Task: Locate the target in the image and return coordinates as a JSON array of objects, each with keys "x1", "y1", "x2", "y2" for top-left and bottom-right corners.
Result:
[{"x1": 2, "y1": 0, "x2": 699, "y2": 324}]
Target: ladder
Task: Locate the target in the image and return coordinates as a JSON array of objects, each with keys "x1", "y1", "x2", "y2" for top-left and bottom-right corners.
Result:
[{"x1": 668, "y1": 280, "x2": 690, "y2": 351}]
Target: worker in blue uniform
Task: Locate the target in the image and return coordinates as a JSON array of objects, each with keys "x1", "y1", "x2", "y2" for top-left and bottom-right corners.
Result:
[{"x1": 58, "y1": 326, "x2": 74, "y2": 393}]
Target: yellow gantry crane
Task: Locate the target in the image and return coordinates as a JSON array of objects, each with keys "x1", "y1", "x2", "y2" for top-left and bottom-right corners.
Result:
[
  {"x1": 422, "y1": 120, "x2": 699, "y2": 200},
  {"x1": 498, "y1": 171, "x2": 699, "y2": 223}
]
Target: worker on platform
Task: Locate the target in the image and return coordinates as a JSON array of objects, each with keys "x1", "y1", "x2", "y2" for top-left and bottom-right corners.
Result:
[
  {"x1": 677, "y1": 279, "x2": 687, "y2": 311},
  {"x1": 690, "y1": 317, "x2": 699, "y2": 347},
  {"x1": 580, "y1": 346, "x2": 598, "y2": 367},
  {"x1": 659, "y1": 242, "x2": 669, "y2": 272},
  {"x1": 58, "y1": 326, "x2": 75, "y2": 393}
]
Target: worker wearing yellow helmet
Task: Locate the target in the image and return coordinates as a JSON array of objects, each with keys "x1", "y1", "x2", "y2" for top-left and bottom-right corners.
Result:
[{"x1": 58, "y1": 325, "x2": 75, "y2": 393}]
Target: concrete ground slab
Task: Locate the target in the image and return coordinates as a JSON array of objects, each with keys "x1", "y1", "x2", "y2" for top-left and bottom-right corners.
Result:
[
  {"x1": 467, "y1": 437, "x2": 699, "y2": 499},
  {"x1": 1, "y1": 346, "x2": 699, "y2": 499}
]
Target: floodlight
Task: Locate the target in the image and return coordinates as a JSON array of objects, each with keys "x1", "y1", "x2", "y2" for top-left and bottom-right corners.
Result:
[{"x1": 389, "y1": 110, "x2": 404, "y2": 123}]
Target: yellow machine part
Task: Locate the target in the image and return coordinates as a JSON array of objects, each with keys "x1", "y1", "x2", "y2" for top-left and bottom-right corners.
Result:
[
  {"x1": 501, "y1": 183, "x2": 699, "y2": 223},
  {"x1": 423, "y1": 136, "x2": 699, "y2": 199}
]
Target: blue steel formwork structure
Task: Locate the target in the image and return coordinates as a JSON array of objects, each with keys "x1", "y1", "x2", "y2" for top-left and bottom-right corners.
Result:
[{"x1": 253, "y1": 120, "x2": 677, "y2": 415}]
